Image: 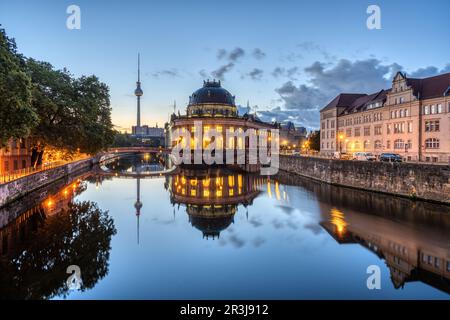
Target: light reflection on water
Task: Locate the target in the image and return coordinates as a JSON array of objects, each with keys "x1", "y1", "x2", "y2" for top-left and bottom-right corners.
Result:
[{"x1": 0, "y1": 154, "x2": 449, "y2": 299}]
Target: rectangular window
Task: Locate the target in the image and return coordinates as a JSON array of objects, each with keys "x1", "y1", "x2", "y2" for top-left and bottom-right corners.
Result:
[
  {"x1": 408, "y1": 122, "x2": 413, "y2": 133},
  {"x1": 354, "y1": 127, "x2": 360, "y2": 137},
  {"x1": 387, "y1": 124, "x2": 391, "y2": 134},
  {"x1": 375, "y1": 126, "x2": 382, "y2": 135},
  {"x1": 364, "y1": 127, "x2": 370, "y2": 136},
  {"x1": 13, "y1": 160, "x2": 18, "y2": 170},
  {"x1": 22, "y1": 160, "x2": 27, "y2": 169},
  {"x1": 435, "y1": 258, "x2": 440, "y2": 268},
  {"x1": 346, "y1": 128, "x2": 352, "y2": 137}
]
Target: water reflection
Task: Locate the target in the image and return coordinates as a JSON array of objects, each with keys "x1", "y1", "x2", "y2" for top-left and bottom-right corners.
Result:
[
  {"x1": 0, "y1": 173, "x2": 116, "y2": 299},
  {"x1": 0, "y1": 155, "x2": 449, "y2": 299},
  {"x1": 167, "y1": 168, "x2": 262, "y2": 239},
  {"x1": 277, "y1": 171, "x2": 450, "y2": 294}
]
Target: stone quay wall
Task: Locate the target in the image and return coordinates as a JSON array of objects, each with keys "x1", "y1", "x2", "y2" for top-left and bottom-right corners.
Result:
[
  {"x1": 279, "y1": 155, "x2": 450, "y2": 204},
  {"x1": 0, "y1": 158, "x2": 94, "y2": 207}
]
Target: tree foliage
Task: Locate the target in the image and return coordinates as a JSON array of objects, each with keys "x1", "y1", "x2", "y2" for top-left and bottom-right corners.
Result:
[
  {"x1": 0, "y1": 27, "x2": 38, "y2": 146},
  {"x1": 308, "y1": 130, "x2": 320, "y2": 151},
  {"x1": 27, "y1": 59, "x2": 115, "y2": 154},
  {"x1": 0, "y1": 27, "x2": 115, "y2": 154}
]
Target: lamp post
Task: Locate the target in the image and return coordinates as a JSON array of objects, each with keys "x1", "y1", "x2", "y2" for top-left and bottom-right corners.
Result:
[{"x1": 338, "y1": 134, "x2": 344, "y2": 154}]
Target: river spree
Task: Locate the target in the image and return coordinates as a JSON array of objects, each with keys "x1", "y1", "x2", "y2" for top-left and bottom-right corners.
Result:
[{"x1": 0, "y1": 154, "x2": 449, "y2": 299}]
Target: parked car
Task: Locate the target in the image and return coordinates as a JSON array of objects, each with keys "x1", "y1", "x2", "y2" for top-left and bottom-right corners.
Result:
[
  {"x1": 333, "y1": 152, "x2": 352, "y2": 160},
  {"x1": 379, "y1": 153, "x2": 402, "y2": 162},
  {"x1": 352, "y1": 152, "x2": 377, "y2": 161}
]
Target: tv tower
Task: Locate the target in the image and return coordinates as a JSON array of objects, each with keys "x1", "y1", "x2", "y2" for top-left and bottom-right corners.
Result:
[{"x1": 134, "y1": 53, "x2": 143, "y2": 132}]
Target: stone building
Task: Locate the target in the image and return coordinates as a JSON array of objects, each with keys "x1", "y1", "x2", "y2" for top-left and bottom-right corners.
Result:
[
  {"x1": 319, "y1": 71, "x2": 450, "y2": 163},
  {"x1": 0, "y1": 138, "x2": 32, "y2": 175},
  {"x1": 279, "y1": 121, "x2": 307, "y2": 149},
  {"x1": 169, "y1": 80, "x2": 276, "y2": 170}
]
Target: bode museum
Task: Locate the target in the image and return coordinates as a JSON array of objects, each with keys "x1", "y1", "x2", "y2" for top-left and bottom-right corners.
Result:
[{"x1": 168, "y1": 80, "x2": 277, "y2": 170}]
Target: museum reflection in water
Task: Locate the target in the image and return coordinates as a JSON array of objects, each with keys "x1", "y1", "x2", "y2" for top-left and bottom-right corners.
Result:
[
  {"x1": 0, "y1": 158, "x2": 449, "y2": 298},
  {"x1": 166, "y1": 168, "x2": 263, "y2": 239}
]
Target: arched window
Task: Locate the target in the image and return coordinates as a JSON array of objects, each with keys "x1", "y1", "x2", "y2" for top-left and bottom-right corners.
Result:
[
  {"x1": 425, "y1": 138, "x2": 440, "y2": 149},
  {"x1": 346, "y1": 141, "x2": 352, "y2": 150},
  {"x1": 354, "y1": 141, "x2": 361, "y2": 150},
  {"x1": 374, "y1": 140, "x2": 382, "y2": 149},
  {"x1": 394, "y1": 139, "x2": 404, "y2": 149},
  {"x1": 364, "y1": 140, "x2": 370, "y2": 150}
]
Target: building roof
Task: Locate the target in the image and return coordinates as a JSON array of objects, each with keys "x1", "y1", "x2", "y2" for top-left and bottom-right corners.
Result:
[
  {"x1": 320, "y1": 93, "x2": 366, "y2": 112},
  {"x1": 188, "y1": 80, "x2": 236, "y2": 106},
  {"x1": 320, "y1": 72, "x2": 450, "y2": 115},
  {"x1": 345, "y1": 90, "x2": 388, "y2": 114},
  {"x1": 406, "y1": 72, "x2": 450, "y2": 99}
]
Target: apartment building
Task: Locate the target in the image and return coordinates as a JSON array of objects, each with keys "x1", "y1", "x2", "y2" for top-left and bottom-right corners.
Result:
[
  {"x1": 319, "y1": 71, "x2": 450, "y2": 163},
  {"x1": 0, "y1": 138, "x2": 32, "y2": 175}
]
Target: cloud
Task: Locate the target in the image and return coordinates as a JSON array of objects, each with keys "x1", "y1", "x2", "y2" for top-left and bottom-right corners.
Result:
[
  {"x1": 259, "y1": 58, "x2": 402, "y2": 129},
  {"x1": 253, "y1": 237, "x2": 266, "y2": 247},
  {"x1": 228, "y1": 234, "x2": 245, "y2": 248},
  {"x1": 199, "y1": 69, "x2": 209, "y2": 78},
  {"x1": 409, "y1": 64, "x2": 450, "y2": 78},
  {"x1": 217, "y1": 48, "x2": 227, "y2": 60},
  {"x1": 229, "y1": 47, "x2": 245, "y2": 61},
  {"x1": 217, "y1": 47, "x2": 245, "y2": 62},
  {"x1": 252, "y1": 48, "x2": 266, "y2": 60},
  {"x1": 247, "y1": 68, "x2": 264, "y2": 80},
  {"x1": 271, "y1": 67, "x2": 299, "y2": 80},
  {"x1": 304, "y1": 59, "x2": 396, "y2": 93},
  {"x1": 151, "y1": 69, "x2": 180, "y2": 78},
  {"x1": 303, "y1": 222, "x2": 323, "y2": 235},
  {"x1": 212, "y1": 62, "x2": 234, "y2": 80},
  {"x1": 272, "y1": 67, "x2": 284, "y2": 78},
  {"x1": 297, "y1": 41, "x2": 333, "y2": 60}
]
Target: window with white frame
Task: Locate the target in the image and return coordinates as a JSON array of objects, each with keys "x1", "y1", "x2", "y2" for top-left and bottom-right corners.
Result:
[
  {"x1": 394, "y1": 139, "x2": 404, "y2": 149},
  {"x1": 425, "y1": 138, "x2": 440, "y2": 149}
]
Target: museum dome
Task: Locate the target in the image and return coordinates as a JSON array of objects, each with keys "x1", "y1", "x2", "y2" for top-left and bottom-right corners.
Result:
[{"x1": 187, "y1": 80, "x2": 237, "y2": 117}]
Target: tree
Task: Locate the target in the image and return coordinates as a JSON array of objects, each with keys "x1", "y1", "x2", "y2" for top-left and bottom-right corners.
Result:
[
  {"x1": 0, "y1": 27, "x2": 38, "y2": 147},
  {"x1": 308, "y1": 130, "x2": 320, "y2": 151},
  {"x1": 0, "y1": 200, "x2": 117, "y2": 299},
  {"x1": 26, "y1": 59, "x2": 115, "y2": 162}
]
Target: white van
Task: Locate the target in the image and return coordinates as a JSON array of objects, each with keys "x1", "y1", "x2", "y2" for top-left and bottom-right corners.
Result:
[{"x1": 352, "y1": 152, "x2": 376, "y2": 161}]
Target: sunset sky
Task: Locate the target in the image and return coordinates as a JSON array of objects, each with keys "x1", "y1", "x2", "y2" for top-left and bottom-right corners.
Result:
[{"x1": 1, "y1": 0, "x2": 449, "y2": 131}]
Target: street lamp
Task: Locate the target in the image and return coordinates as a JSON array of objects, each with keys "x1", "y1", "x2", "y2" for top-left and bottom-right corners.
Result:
[{"x1": 338, "y1": 134, "x2": 344, "y2": 153}]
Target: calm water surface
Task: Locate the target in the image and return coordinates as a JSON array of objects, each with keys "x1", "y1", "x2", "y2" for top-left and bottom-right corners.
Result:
[{"x1": 0, "y1": 154, "x2": 449, "y2": 299}]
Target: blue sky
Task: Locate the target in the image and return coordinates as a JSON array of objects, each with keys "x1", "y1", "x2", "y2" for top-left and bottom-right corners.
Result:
[{"x1": 1, "y1": 0, "x2": 449, "y2": 130}]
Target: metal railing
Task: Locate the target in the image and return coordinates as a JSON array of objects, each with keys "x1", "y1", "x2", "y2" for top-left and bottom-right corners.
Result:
[{"x1": 0, "y1": 157, "x2": 88, "y2": 184}]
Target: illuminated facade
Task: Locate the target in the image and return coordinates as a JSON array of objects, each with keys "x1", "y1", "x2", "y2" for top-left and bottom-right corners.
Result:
[
  {"x1": 320, "y1": 72, "x2": 450, "y2": 163},
  {"x1": 0, "y1": 138, "x2": 32, "y2": 175},
  {"x1": 169, "y1": 80, "x2": 276, "y2": 170}
]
